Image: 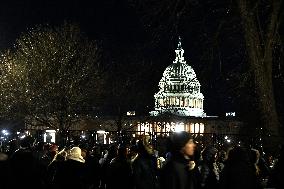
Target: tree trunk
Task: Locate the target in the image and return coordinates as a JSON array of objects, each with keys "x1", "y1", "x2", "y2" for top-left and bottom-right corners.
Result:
[
  {"x1": 237, "y1": 0, "x2": 282, "y2": 150},
  {"x1": 116, "y1": 105, "x2": 123, "y2": 143},
  {"x1": 57, "y1": 113, "x2": 67, "y2": 147}
]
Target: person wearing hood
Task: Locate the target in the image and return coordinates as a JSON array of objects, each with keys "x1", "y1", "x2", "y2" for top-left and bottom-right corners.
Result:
[{"x1": 160, "y1": 131, "x2": 201, "y2": 189}]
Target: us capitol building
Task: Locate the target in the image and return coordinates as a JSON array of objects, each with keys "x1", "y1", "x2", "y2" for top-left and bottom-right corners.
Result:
[
  {"x1": 150, "y1": 37, "x2": 205, "y2": 117},
  {"x1": 25, "y1": 38, "x2": 243, "y2": 144},
  {"x1": 80, "y1": 38, "x2": 242, "y2": 139}
]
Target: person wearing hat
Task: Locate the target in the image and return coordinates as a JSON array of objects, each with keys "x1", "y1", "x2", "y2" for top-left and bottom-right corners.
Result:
[
  {"x1": 52, "y1": 147, "x2": 86, "y2": 189},
  {"x1": 160, "y1": 131, "x2": 201, "y2": 189},
  {"x1": 67, "y1": 146, "x2": 85, "y2": 163}
]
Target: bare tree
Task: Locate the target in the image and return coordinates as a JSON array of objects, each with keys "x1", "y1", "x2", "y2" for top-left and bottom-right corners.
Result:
[{"x1": 0, "y1": 23, "x2": 103, "y2": 137}]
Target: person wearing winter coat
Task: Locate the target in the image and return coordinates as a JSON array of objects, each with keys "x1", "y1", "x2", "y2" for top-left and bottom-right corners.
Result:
[
  {"x1": 198, "y1": 146, "x2": 220, "y2": 189},
  {"x1": 46, "y1": 149, "x2": 67, "y2": 188},
  {"x1": 132, "y1": 135, "x2": 160, "y2": 189},
  {"x1": 267, "y1": 144, "x2": 284, "y2": 189},
  {"x1": 0, "y1": 151, "x2": 9, "y2": 189},
  {"x1": 8, "y1": 136, "x2": 44, "y2": 189},
  {"x1": 106, "y1": 144, "x2": 133, "y2": 189},
  {"x1": 160, "y1": 131, "x2": 201, "y2": 189},
  {"x1": 52, "y1": 146, "x2": 86, "y2": 189},
  {"x1": 219, "y1": 146, "x2": 259, "y2": 189}
]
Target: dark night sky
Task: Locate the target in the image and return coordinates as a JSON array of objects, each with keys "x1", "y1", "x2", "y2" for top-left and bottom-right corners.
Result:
[
  {"x1": 0, "y1": 1, "x2": 143, "y2": 48},
  {"x1": 1, "y1": 1, "x2": 272, "y2": 118}
]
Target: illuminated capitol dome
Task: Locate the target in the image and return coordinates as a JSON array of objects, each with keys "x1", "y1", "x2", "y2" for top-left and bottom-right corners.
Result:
[{"x1": 150, "y1": 37, "x2": 206, "y2": 117}]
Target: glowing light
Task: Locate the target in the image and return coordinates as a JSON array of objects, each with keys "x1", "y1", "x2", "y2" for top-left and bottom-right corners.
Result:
[
  {"x1": 199, "y1": 123, "x2": 205, "y2": 134},
  {"x1": 20, "y1": 135, "x2": 26, "y2": 139},
  {"x1": 44, "y1": 130, "x2": 56, "y2": 143},
  {"x1": 226, "y1": 112, "x2": 235, "y2": 117},
  {"x1": 175, "y1": 123, "x2": 184, "y2": 132},
  {"x1": 1, "y1": 130, "x2": 9, "y2": 136},
  {"x1": 194, "y1": 123, "x2": 200, "y2": 133},
  {"x1": 190, "y1": 123, "x2": 195, "y2": 133},
  {"x1": 127, "y1": 111, "x2": 135, "y2": 116},
  {"x1": 96, "y1": 130, "x2": 109, "y2": 144},
  {"x1": 97, "y1": 130, "x2": 106, "y2": 134}
]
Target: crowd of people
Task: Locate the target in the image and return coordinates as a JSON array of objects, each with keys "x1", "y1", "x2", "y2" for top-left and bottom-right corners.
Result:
[{"x1": 0, "y1": 131, "x2": 283, "y2": 189}]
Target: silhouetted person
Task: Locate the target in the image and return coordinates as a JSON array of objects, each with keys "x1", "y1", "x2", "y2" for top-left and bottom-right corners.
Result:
[
  {"x1": 0, "y1": 151, "x2": 9, "y2": 189},
  {"x1": 267, "y1": 145, "x2": 284, "y2": 189},
  {"x1": 107, "y1": 144, "x2": 132, "y2": 189},
  {"x1": 9, "y1": 136, "x2": 43, "y2": 188},
  {"x1": 100, "y1": 144, "x2": 118, "y2": 189},
  {"x1": 132, "y1": 135, "x2": 160, "y2": 189},
  {"x1": 160, "y1": 131, "x2": 201, "y2": 189},
  {"x1": 219, "y1": 146, "x2": 258, "y2": 189},
  {"x1": 53, "y1": 147, "x2": 86, "y2": 189},
  {"x1": 198, "y1": 146, "x2": 220, "y2": 189}
]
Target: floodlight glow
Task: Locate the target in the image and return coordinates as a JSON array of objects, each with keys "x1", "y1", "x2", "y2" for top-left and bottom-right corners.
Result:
[
  {"x1": 44, "y1": 130, "x2": 56, "y2": 143},
  {"x1": 199, "y1": 123, "x2": 205, "y2": 134},
  {"x1": 45, "y1": 130, "x2": 56, "y2": 133},
  {"x1": 175, "y1": 123, "x2": 184, "y2": 132},
  {"x1": 2, "y1": 130, "x2": 9, "y2": 136},
  {"x1": 96, "y1": 130, "x2": 109, "y2": 144},
  {"x1": 97, "y1": 130, "x2": 106, "y2": 134},
  {"x1": 20, "y1": 135, "x2": 26, "y2": 139}
]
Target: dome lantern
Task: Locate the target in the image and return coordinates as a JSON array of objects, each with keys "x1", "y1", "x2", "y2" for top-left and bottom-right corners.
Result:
[{"x1": 174, "y1": 36, "x2": 186, "y2": 64}]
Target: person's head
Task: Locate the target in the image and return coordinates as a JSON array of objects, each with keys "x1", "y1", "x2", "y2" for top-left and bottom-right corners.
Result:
[
  {"x1": 79, "y1": 143, "x2": 88, "y2": 159},
  {"x1": 129, "y1": 144, "x2": 138, "y2": 155},
  {"x1": 227, "y1": 146, "x2": 250, "y2": 163},
  {"x1": 218, "y1": 150, "x2": 227, "y2": 162},
  {"x1": 137, "y1": 135, "x2": 154, "y2": 156},
  {"x1": 55, "y1": 150, "x2": 67, "y2": 162},
  {"x1": 81, "y1": 148, "x2": 87, "y2": 159},
  {"x1": 35, "y1": 141, "x2": 45, "y2": 151},
  {"x1": 170, "y1": 131, "x2": 195, "y2": 158},
  {"x1": 67, "y1": 146, "x2": 85, "y2": 163},
  {"x1": 117, "y1": 144, "x2": 129, "y2": 158},
  {"x1": 20, "y1": 135, "x2": 35, "y2": 148},
  {"x1": 107, "y1": 144, "x2": 118, "y2": 159},
  {"x1": 201, "y1": 146, "x2": 218, "y2": 163}
]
